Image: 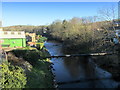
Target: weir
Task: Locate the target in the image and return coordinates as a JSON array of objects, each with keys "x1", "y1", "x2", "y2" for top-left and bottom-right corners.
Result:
[{"x1": 40, "y1": 52, "x2": 116, "y2": 59}]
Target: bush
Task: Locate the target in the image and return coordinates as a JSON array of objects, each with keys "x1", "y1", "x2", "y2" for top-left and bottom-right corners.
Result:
[
  {"x1": 36, "y1": 43, "x2": 44, "y2": 50},
  {"x1": 11, "y1": 49, "x2": 49, "y2": 66},
  {"x1": 0, "y1": 62, "x2": 27, "y2": 88},
  {"x1": 12, "y1": 50, "x2": 39, "y2": 66},
  {"x1": 37, "y1": 36, "x2": 47, "y2": 43}
]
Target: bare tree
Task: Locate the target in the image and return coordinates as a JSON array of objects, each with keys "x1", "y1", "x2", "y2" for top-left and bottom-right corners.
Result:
[
  {"x1": 96, "y1": 5, "x2": 118, "y2": 52},
  {"x1": 98, "y1": 5, "x2": 118, "y2": 31}
]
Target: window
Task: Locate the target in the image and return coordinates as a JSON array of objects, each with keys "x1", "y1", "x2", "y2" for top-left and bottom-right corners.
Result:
[
  {"x1": 18, "y1": 32, "x2": 21, "y2": 35},
  {"x1": 4, "y1": 32, "x2": 8, "y2": 34},
  {"x1": 11, "y1": 32, "x2": 14, "y2": 34}
]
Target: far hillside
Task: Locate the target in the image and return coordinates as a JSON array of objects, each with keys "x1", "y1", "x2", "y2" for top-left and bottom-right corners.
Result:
[{"x1": 3, "y1": 25, "x2": 48, "y2": 35}]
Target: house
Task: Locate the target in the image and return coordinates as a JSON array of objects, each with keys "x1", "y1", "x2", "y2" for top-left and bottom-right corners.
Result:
[
  {"x1": 112, "y1": 29, "x2": 120, "y2": 44},
  {"x1": 25, "y1": 32, "x2": 36, "y2": 42},
  {"x1": 25, "y1": 32, "x2": 36, "y2": 46},
  {"x1": 0, "y1": 28, "x2": 26, "y2": 48}
]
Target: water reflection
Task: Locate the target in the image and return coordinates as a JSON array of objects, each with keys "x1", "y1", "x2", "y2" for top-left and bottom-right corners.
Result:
[
  {"x1": 63, "y1": 56, "x2": 97, "y2": 79},
  {"x1": 45, "y1": 41, "x2": 119, "y2": 88}
]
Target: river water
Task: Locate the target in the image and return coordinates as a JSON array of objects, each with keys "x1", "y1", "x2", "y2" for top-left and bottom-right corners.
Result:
[{"x1": 45, "y1": 41, "x2": 119, "y2": 88}]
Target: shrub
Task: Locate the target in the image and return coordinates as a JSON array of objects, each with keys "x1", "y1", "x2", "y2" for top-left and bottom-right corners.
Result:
[
  {"x1": 36, "y1": 43, "x2": 44, "y2": 50},
  {"x1": 12, "y1": 49, "x2": 43, "y2": 66},
  {"x1": 0, "y1": 62, "x2": 27, "y2": 88},
  {"x1": 37, "y1": 36, "x2": 47, "y2": 43}
]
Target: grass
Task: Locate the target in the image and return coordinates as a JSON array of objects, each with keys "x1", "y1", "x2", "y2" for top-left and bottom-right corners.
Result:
[{"x1": 25, "y1": 60, "x2": 54, "y2": 88}]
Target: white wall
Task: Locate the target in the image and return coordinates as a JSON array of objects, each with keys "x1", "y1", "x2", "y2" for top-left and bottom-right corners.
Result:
[{"x1": 0, "y1": 31, "x2": 26, "y2": 39}]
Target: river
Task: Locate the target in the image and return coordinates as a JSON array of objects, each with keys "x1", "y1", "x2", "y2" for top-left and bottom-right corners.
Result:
[{"x1": 44, "y1": 41, "x2": 119, "y2": 88}]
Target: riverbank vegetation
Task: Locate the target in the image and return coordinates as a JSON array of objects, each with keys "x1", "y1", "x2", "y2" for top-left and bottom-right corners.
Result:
[
  {"x1": 0, "y1": 60, "x2": 27, "y2": 88},
  {"x1": 9, "y1": 47, "x2": 53, "y2": 88},
  {"x1": 47, "y1": 17, "x2": 116, "y2": 53},
  {"x1": 46, "y1": 6, "x2": 119, "y2": 54},
  {"x1": 0, "y1": 39, "x2": 54, "y2": 88}
]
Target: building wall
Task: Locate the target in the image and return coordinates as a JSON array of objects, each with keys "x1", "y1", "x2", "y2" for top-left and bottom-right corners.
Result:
[
  {"x1": 22, "y1": 38, "x2": 26, "y2": 47},
  {"x1": 0, "y1": 31, "x2": 26, "y2": 39},
  {"x1": 1, "y1": 38, "x2": 26, "y2": 48},
  {"x1": 26, "y1": 33, "x2": 36, "y2": 42},
  {"x1": 0, "y1": 29, "x2": 26, "y2": 48}
]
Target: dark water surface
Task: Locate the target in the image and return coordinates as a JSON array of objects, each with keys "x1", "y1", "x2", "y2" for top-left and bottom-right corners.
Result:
[{"x1": 45, "y1": 41, "x2": 119, "y2": 88}]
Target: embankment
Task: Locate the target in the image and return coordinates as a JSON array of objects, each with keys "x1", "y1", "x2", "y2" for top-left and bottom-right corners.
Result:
[{"x1": 7, "y1": 47, "x2": 55, "y2": 88}]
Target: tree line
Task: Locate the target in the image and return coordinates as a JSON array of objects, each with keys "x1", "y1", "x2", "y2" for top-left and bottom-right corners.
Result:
[
  {"x1": 47, "y1": 17, "x2": 117, "y2": 53},
  {"x1": 46, "y1": 6, "x2": 119, "y2": 53}
]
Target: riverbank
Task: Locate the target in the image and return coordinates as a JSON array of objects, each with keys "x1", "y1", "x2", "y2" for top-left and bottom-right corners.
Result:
[
  {"x1": 6, "y1": 47, "x2": 54, "y2": 88},
  {"x1": 92, "y1": 55, "x2": 120, "y2": 81}
]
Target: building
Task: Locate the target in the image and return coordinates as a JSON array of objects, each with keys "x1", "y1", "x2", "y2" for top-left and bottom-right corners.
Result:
[
  {"x1": 115, "y1": 29, "x2": 120, "y2": 37},
  {"x1": 25, "y1": 32, "x2": 36, "y2": 42},
  {"x1": 0, "y1": 28, "x2": 26, "y2": 48},
  {"x1": 25, "y1": 32, "x2": 36, "y2": 46}
]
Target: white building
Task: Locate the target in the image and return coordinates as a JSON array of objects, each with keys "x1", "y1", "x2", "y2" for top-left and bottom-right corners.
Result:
[{"x1": 0, "y1": 28, "x2": 26, "y2": 48}]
